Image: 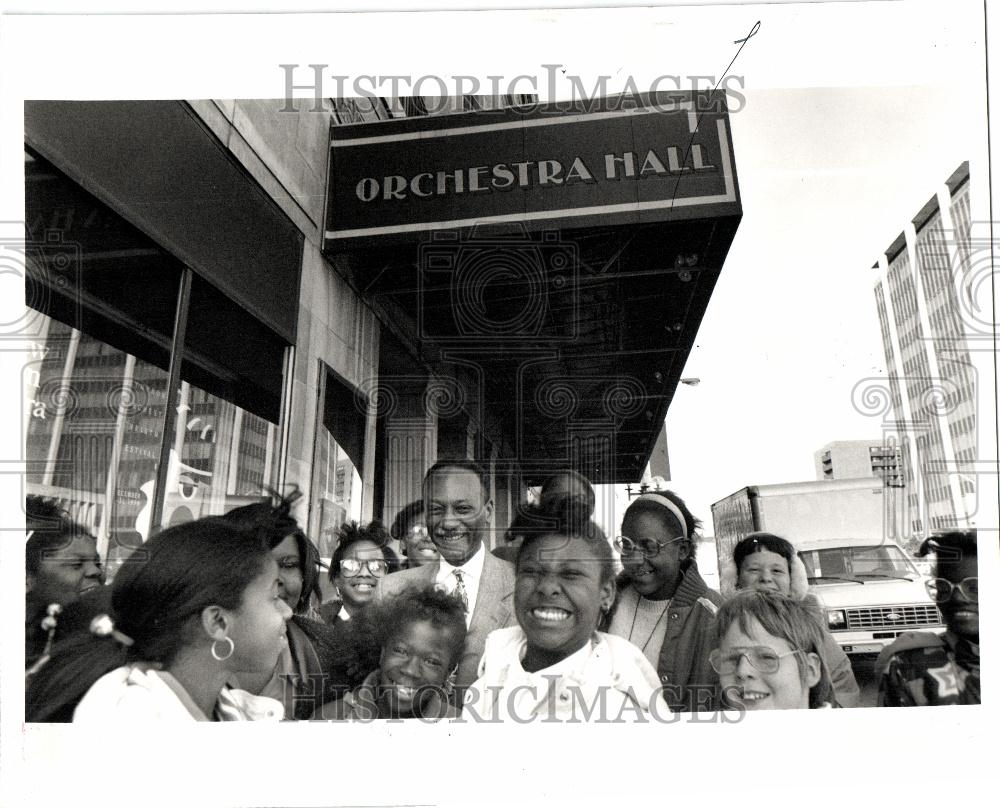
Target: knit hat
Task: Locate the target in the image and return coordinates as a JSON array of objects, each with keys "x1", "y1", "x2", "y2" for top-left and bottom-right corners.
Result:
[{"x1": 720, "y1": 537, "x2": 810, "y2": 600}]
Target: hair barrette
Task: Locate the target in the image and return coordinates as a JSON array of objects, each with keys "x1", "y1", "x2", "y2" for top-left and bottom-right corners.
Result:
[
  {"x1": 26, "y1": 603, "x2": 63, "y2": 679},
  {"x1": 90, "y1": 614, "x2": 135, "y2": 647}
]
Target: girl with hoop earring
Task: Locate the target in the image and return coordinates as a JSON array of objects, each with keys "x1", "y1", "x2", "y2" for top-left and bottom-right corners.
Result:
[{"x1": 26, "y1": 517, "x2": 292, "y2": 722}]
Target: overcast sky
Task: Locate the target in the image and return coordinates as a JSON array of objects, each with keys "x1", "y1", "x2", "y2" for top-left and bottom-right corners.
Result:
[{"x1": 660, "y1": 82, "x2": 980, "y2": 527}]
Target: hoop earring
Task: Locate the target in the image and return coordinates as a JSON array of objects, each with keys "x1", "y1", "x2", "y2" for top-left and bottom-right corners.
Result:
[{"x1": 211, "y1": 636, "x2": 235, "y2": 662}]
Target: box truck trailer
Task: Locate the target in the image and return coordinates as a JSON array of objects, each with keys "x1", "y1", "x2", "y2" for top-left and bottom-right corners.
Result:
[{"x1": 711, "y1": 479, "x2": 943, "y2": 655}]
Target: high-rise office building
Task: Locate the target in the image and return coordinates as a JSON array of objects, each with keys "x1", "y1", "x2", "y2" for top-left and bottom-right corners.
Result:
[{"x1": 872, "y1": 162, "x2": 975, "y2": 536}]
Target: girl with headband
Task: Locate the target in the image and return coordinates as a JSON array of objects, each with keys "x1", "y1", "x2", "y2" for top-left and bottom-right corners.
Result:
[{"x1": 604, "y1": 491, "x2": 723, "y2": 712}]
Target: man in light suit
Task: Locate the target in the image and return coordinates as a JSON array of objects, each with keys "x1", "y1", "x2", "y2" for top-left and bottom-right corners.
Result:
[{"x1": 375, "y1": 460, "x2": 516, "y2": 697}]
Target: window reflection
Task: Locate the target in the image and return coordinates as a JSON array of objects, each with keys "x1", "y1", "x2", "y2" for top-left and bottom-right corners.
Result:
[{"x1": 25, "y1": 314, "x2": 281, "y2": 579}]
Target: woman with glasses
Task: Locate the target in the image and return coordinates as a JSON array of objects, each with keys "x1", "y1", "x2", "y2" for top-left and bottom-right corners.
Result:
[
  {"x1": 712, "y1": 588, "x2": 832, "y2": 711},
  {"x1": 877, "y1": 529, "x2": 979, "y2": 706},
  {"x1": 325, "y1": 521, "x2": 401, "y2": 626},
  {"x1": 603, "y1": 491, "x2": 723, "y2": 712}
]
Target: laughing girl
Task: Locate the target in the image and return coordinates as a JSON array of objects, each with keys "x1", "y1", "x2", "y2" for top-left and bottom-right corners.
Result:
[
  {"x1": 311, "y1": 584, "x2": 466, "y2": 720},
  {"x1": 464, "y1": 505, "x2": 664, "y2": 722}
]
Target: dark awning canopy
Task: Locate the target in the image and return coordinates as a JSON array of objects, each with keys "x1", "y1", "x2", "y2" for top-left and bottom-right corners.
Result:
[{"x1": 324, "y1": 93, "x2": 742, "y2": 484}]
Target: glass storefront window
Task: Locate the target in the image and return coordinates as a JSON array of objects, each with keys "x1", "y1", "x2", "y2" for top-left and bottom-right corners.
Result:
[
  {"x1": 24, "y1": 315, "x2": 282, "y2": 579},
  {"x1": 312, "y1": 428, "x2": 364, "y2": 559},
  {"x1": 158, "y1": 380, "x2": 280, "y2": 530},
  {"x1": 25, "y1": 314, "x2": 169, "y2": 576},
  {"x1": 312, "y1": 365, "x2": 366, "y2": 569},
  {"x1": 25, "y1": 147, "x2": 287, "y2": 579}
]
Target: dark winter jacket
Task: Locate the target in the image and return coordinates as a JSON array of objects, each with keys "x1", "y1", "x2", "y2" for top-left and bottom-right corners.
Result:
[{"x1": 604, "y1": 560, "x2": 722, "y2": 712}]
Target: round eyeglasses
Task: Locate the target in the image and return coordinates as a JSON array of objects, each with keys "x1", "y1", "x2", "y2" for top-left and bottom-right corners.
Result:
[
  {"x1": 709, "y1": 646, "x2": 802, "y2": 675},
  {"x1": 613, "y1": 534, "x2": 686, "y2": 557},
  {"x1": 925, "y1": 577, "x2": 978, "y2": 603},
  {"x1": 339, "y1": 558, "x2": 388, "y2": 578}
]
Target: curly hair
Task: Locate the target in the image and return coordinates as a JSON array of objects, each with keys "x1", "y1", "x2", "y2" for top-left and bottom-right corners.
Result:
[
  {"x1": 338, "y1": 584, "x2": 468, "y2": 679},
  {"x1": 330, "y1": 520, "x2": 401, "y2": 581}
]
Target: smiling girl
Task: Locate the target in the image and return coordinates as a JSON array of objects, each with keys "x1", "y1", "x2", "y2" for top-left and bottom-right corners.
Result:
[
  {"x1": 604, "y1": 492, "x2": 722, "y2": 712},
  {"x1": 323, "y1": 521, "x2": 400, "y2": 625},
  {"x1": 221, "y1": 493, "x2": 359, "y2": 719},
  {"x1": 311, "y1": 585, "x2": 466, "y2": 720},
  {"x1": 464, "y1": 505, "x2": 664, "y2": 722}
]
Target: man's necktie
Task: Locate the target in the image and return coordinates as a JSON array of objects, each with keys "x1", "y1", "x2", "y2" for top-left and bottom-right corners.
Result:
[{"x1": 453, "y1": 569, "x2": 469, "y2": 612}]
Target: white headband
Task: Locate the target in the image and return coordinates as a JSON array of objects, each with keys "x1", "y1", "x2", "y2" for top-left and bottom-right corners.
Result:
[{"x1": 634, "y1": 493, "x2": 689, "y2": 538}]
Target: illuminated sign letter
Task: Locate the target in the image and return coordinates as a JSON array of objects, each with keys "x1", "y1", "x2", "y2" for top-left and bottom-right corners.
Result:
[
  {"x1": 564, "y1": 157, "x2": 595, "y2": 184},
  {"x1": 605, "y1": 152, "x2": 636, "y2": 180},
  {"x1": 437, "y1": 169, "x2": 465, "y2": 195},
  {"x1": 692, "y1": 145, "x2": 716, "y2": 170},
  {"x1": 640, "y1": 150, "x2": 668, "y2": 177},
  {"x1": 492, "y1": 164, "x2": 516, "y2": 189},
  {"x1": 468, "y1": 166, "x2": 490, "y2": 193},
  {"x1": 410, "y1": 173, "x2": 434, "y2": 197},
  {"x1": 537, "y1": 160, "x2": 564, "y2": 186},
  {"x1": 356, "y1": 178, "x2": 379, "y2": 202},
  {"x1": 383, "y1": 175, "x2": 407, "y2": 200}
]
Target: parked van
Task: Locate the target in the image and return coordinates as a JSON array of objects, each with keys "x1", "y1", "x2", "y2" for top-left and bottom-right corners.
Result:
[{"x1": 712, "y1": 479, "x2": 943, "y2": 655}]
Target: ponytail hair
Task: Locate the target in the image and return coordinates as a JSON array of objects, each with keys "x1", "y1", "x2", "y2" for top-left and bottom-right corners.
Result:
[
  {"x1": 515, "y1": 498, "x2": 615, "y2": 586},
  {"x1": 25, "y1": 517, "x2": 272, "y2": 722}
]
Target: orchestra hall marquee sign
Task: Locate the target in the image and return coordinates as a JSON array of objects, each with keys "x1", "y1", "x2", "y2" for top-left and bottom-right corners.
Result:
[{"x1": 324, "y1": 91, "x2": 740, "y2": 247}]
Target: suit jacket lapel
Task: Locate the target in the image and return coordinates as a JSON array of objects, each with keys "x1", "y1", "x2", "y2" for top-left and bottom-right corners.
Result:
[{"x1": 470, "y1": 553, "x2": 512, "y2": 633}]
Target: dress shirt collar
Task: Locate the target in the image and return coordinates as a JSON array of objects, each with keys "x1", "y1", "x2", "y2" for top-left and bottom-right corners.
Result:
[{"x1": 436, "y1": 541, "x2": 486, "y2": 585}]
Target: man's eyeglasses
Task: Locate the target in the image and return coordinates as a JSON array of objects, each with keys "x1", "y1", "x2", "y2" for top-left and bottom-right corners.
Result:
[
  {"x1": 339, "y1": 559, "x2": 388, "y2": 578},
  {"x1": 709, "y1": 646, "x2": 802, "y2": 675},
  {"x1": 925, "y1": 577, "x2": 978, "y2": 603},
  {"x1": 613, "y1": 535, "x2": 686, "y2": 557}
]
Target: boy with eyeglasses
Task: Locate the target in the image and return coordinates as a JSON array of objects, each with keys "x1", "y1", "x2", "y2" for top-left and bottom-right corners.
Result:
[{"x1": 877, "y1": 529, "x2": 980, "y2": 707}]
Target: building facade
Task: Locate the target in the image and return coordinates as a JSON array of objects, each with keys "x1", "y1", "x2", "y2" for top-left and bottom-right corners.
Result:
[
  {"x1": 815, "y1": 440, "x2": 903, "y2": 485},
  {"x1": 871, "y1": 163, "x2": 976, "y2": 537},
  {"x1": 23, "y1": 94, "x2": 742, "y2": 571}
]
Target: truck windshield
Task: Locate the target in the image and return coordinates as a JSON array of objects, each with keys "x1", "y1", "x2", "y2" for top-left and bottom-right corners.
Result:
[{"x1": 798, "y1": 545, "x2": 919, "y2": 583}]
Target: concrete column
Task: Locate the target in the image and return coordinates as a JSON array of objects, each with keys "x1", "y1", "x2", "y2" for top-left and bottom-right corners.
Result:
[{"x1": 382, "y1": 378, "x2": 436, "y2": 528}]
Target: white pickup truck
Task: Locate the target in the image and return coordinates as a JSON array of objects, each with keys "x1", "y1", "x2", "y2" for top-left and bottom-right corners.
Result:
[{"x1": 712, "y1": 479, "x2": 944, "y2": 655}]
